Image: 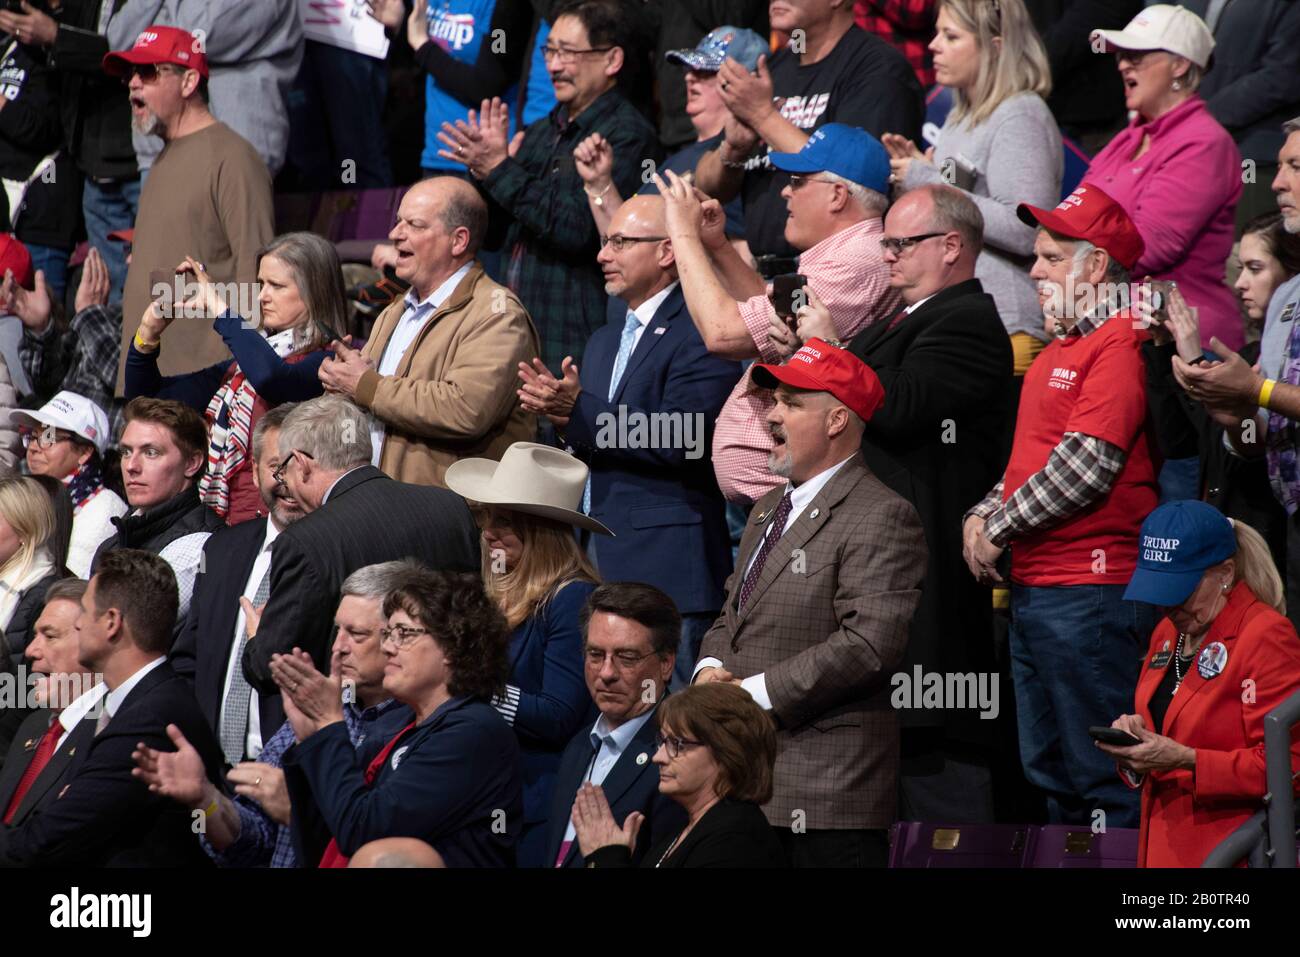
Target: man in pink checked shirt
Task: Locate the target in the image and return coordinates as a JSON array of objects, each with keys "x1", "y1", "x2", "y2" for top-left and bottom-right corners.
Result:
[{"x1": 654, "y1": 123, "x2": 899, "y2": 506}]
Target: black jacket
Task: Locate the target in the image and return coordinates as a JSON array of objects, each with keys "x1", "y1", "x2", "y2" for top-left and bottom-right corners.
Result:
[
  {"x1": 171, "y1": 517, "x2": 285, "y2": 748},
  {"x1": 848, "y1": 279, "x2": 1015, "y2": 744},
  {"x1": 92, "y1": 484, "x2": 223, "y2": 567},
  {"x1": 585, "y1": 796, "x2": 787, "y2": 867},
  {"x1": 1181, "y1": 0, "x2": 1300, "y2": 162},
  {"x1": 242, "y1": 466, "x2": 481, "y2": 693},
  {"x1": 47, "y1": 0, "x2": 137, "y2": 180},
  {"x1": 0, "y1": 708, "x2": 95, "y2": 824},
  {"x1": 0, "y1": 660, "x2": 225, "y2": 866}
]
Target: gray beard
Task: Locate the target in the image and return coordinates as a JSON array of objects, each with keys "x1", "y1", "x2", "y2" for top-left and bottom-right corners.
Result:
[
  {"x1": 132, "y1": 108, "x2": 164, "y2": 138},
  {"x1": 768, "y1": 448, "x2": 793, "y2": 479}
]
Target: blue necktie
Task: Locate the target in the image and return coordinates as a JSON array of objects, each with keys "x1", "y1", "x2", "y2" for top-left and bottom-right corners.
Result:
[{"x1": 583, "y1": 311, "x2": 641, "y2": 515}]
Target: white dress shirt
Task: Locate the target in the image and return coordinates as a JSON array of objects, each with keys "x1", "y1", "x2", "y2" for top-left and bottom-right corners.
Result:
[
  {"x1": 561, "y1": 707, "x2": 657, "y2": 843},
  {"x1": 621, "y1": 282, "x2": 677, "y2": 353},
  {"x1": 218, "y1": 516, "x2": 280, "y2": 760},
  {"x1": 102, "y1": 656, "x2": 167, "y2": 723},
  {"x1": 694, "y1": 454, "x2": 856, "y2": 710},
  {"x1": 370, "y1": 263, "x2": 473, "y2": 463},
  {"x1": 56, "y1": 681, "x2": 107, "y2": 752}
]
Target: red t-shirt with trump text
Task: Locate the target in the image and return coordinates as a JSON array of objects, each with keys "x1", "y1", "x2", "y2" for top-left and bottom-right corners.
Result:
[{"x1": 1002, "y1": 310, "x2": 1159, "y2": 586}]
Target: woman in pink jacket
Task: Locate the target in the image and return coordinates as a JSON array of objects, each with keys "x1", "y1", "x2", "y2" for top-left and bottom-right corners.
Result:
[{"x1": 1086, "y1": 5, "x2": 1243, "y2": 351}]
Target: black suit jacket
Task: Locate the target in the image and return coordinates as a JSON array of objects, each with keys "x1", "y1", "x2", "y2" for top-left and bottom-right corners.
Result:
[
  {"x1": 243, "y1": 466, "x2": 481, "y2": 692},
  {"x1": 543, "y1": 704, "x2": 687, "y2": 869},
  {"x1": 586, "y1": 797, "x2": 787, "y2": 868},
  {"x1": 0, "y1": 709, "x2": 94, "y2": 826},
  {"x1": 172, "y1": 517, "x2": 285, "y2": 747},
  {"x1": 848, "y1": 279, "x2": 1015, "y2": 744},
  {"x1": 0, "y1": 660, "x2": 225, "y2": 866}
]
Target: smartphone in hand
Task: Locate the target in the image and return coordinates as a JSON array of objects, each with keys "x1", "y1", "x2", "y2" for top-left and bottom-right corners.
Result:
[
  {"x1": 1089, "y1": 725, "x2": 1140, "y2": 747},
  {"x1": 770, "y1": 272, "x2": 808, "y2": 322}
]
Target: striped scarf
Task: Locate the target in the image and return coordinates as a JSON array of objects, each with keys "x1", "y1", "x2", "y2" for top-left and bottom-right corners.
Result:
[
  {"x1": 65, "y1": 457, "x2": 105, "y2": 513},
  {"x1": 198, "y1": 329, "x2": 296, "y2": 518}
]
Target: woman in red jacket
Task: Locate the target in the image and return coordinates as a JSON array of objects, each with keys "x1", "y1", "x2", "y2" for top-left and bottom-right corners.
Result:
[{"x1": 1100, "y1": 500, "x2": 1300, "y2": 867}]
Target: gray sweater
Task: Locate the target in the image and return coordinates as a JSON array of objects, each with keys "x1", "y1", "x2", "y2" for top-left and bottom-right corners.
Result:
[
  {"x1": 108, "y1": 0, "x2": 303, "y2": 174},
  {"x1": 904, "y1": 91, "x2": 1062, "y2": 341}
]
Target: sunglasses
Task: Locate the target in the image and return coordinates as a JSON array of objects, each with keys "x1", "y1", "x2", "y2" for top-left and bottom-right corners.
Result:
[{"x1": 119, "y1": 63, "x2": 186, "y2": 85}]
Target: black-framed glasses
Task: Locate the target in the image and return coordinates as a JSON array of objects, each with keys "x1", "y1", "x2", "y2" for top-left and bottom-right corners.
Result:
[
  {"x1": 879, "y1": 232, "x2": 947, "y2": 256},
  {"x1": 379, "y1": 624, "x2": 433, "y2": 648},
  {"x1": 655, "y1": 731, "x2": 704, "y2": 759},
  {"x1": 119, "y1": 63, "x2": 185, "y2": 85},
  {"x1": 585, "y1": 647, "x2": 656, "y2": 669},
  {"x1": 541, "y1": 44, "x2": 613, "y2": 63},
  {"x1": 271, "y1": 448, "x2": 314, "y2": 485},
  {"x1": 20, "y1": 426, "x2": 76, "y2": 450},
  {"x1": 787, "y1": 174, "x2": 836, "y2": 191},
  {"x1": 599, "y1": 234, "x2": 668, "y2": 253}
]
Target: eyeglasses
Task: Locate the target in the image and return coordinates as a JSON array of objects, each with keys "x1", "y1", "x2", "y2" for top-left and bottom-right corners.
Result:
[
  {"x1": 380, "y1": 624, "x2": 433, "y2": 648},
  {"x1": 787, "y1": 174, "x2": 836, "y2": 191},
  {"x1": 119, "y1": 63, "x2": 185, "y2": 85},
  {"x1": 585, "y1": 647, "x2": 657, "y2": 669},
  {"x1": 879, "y1": 232, "x2": 947, "y2": 256},
  {"x1": 20, "y1": 427, "x2": 76, "y2": 450},
  {"x1": 271, "y1": 448, "x2": 315, "y2": 485},
  {"x1": 655, "y1": 731, "x2": 704, "y2": 759},
  {"x1": 599, "y1": 234, "x2": 668, "y2": 253},
  {"x1": 541, "y1": 44, "x2": 613, "y2": 64}
]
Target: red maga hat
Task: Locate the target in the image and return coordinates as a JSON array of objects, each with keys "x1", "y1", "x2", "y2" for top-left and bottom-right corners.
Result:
[
  {"x1": 0, "y1": 234, "x2": 34, "y2": 291},
  {"x1": 103, "y1": 26, "x2": 209, "y2": 79},
  {"x1": 750, "y1": 340, "x2": 886, "y2": 423},
  {"x1": 1017, "y1": 184, "x2": 1145, "y2": 271}
]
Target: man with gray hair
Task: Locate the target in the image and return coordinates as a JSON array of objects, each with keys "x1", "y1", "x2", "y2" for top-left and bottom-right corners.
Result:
[
  {"x1": 240, "y1": 395, "x2": 480, "y2": 692},
  {"x1": 139, "y1": 561, "x2": 418, "y2": 867},
  {"x1": 656, "y1": 124, "x2": 901, "y2": 506},
  {"x1": 319, "y1": 176, "x2": 539, "y2": 489}
]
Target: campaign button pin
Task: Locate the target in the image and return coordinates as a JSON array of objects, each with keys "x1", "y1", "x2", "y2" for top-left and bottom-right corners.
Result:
[
  {"x1": 1197, "y1": 641, "x2": 1228, "y2": 680},
  {"x1": 636, "y1": 752, "x2": 649, "y2": 765}
]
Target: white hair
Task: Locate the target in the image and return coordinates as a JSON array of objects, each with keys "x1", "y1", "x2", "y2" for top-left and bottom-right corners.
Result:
[{"x1": 821, "y1": 172, "x2": 888, "y2": 217}]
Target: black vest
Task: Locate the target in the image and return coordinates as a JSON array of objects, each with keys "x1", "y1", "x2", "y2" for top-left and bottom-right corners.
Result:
[{"x1": 92, "y1": 485, "x2": 223, "y2": 571}]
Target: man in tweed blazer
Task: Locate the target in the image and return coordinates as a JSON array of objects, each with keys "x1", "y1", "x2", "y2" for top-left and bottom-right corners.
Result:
[{"x1": 695, "y1": 340, "x2": 925, "y2": 867}]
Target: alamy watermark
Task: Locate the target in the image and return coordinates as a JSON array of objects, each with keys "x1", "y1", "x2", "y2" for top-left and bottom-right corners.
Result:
[
  {"x1": 593, "y1": 406, "x2": 706, "y2": 460},
  {"x1": 890, "y1": 666, "x2": 1000, "y2": 720}
]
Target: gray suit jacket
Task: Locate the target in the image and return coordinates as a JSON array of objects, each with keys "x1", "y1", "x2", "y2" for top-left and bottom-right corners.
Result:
[{"x1": 698, "y1": 452, "x2": 926, "y2": 830}]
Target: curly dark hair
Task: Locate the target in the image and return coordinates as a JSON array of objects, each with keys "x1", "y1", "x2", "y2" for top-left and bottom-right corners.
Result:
[{"x1": 382, "y1": 570, "x2": 510, "y2": 700}]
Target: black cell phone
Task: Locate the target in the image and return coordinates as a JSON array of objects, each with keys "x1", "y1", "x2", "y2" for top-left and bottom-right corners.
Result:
[
  {"x1": 1089, "y1": 725, "x2": 1140, "y2": 747},
  {"x1": 770, "y1": 272, "x2": 808, "y2": 320},
  {"x1": 1145, "y1": 280, "x2": 1177, "y2": 325},
  {"x1": 313, "y1": 317, "x2": 341, "y2": 346}
]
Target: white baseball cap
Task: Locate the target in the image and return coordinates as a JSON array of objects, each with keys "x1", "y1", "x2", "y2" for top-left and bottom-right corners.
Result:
[
  {"x1": 1090, "y1": 4, "x2": 1214, "y2": 70},
  {"x1": 10, "y1": 391, "x2": 111, "y2": 454}
]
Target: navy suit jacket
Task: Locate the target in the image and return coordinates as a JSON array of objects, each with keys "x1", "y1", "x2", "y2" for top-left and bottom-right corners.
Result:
[
  {"x1": 172, "y1": 517, "x2": 285, "y2": 748},
  {"x1": 544, "y1": 703, "x2": 687, "y2": 869},
  {"x1": 0, "y1": 660, "x2": 225, "y2": 867},
  {"x1": 284, "y1": 695, "x2": 522, "y2": 868},
  {"x1": 563, "y1": 285, "x2": 741, "y2": 614}
]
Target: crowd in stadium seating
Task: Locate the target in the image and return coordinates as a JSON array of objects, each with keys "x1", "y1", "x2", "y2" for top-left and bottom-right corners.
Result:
[{"x1": 0, "y1": 0, "x2": 1297, "y2": 869}]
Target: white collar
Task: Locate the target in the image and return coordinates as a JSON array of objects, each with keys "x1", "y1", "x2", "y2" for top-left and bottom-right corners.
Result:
[
  {"x1": 591, "y1": 705, "x2": 656, "y2": 751},
  {"x1": 58, "y1": 680, "x2": 107, "y2": 734},
  {"x1": 785, "y1": 454, "x2": 855, "y2": 510},
  {"x1": 263, "y1": 514, "x2": 282, "y2": 547},
  {"x1": 904, "y1": 293, "x2": 937, "y2": 315},
  {"x1": 104, "y1": 656, "x2": 167, "y2": 719},
  {"x1": 629, "y1": 282, "x2": 678, "y2": 327}
]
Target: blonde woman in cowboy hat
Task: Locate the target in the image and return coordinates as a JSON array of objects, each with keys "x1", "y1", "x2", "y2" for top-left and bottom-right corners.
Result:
[{"x1": 445, "y1": 441, "x2": 611, "y2": 868}]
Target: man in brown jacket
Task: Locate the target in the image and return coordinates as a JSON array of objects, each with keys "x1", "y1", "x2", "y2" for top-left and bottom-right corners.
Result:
[
  {"x1": 694, "y1": 340, "x2": 926, "y2": 868},
  {"x1": 319, "y1": 177, "x2": 539, "y2": 487}
]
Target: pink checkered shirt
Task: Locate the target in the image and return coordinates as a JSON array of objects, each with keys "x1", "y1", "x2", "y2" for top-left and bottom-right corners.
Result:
[{"x1": 712, "y1": 218, "x2": 899, "y2": 503}]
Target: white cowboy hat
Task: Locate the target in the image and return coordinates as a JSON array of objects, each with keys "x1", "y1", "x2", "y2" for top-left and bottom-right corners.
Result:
[{"x1": 445, "y1": 442, "x2": 614, "y2": 536}]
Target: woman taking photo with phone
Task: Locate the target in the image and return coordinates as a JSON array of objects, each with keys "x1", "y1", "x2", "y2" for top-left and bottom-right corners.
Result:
[
  {"x1": 124, "y1": 232, "x2": 347, "y2": 524},
  {"x1": 1100, "y1": 500, "x2": 1300, "y2": 867}
]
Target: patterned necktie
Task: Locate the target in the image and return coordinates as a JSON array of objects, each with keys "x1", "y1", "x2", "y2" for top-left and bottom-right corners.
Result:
[
  {"x1": 1267, "y1": 318, "x2": 1300, "y2": 515},
  {"x1": 4, "y1": 716, "x2": 60, "y2": 824},
  {"x1": 738, "y1": 491, "x2": 794, "y2": 610},
  {"x1": 583, "y1": 311, "x2": 642, "y2": 515},
  {"x1": 219, "y1": 547, "x2": 273, "y2": 766}
]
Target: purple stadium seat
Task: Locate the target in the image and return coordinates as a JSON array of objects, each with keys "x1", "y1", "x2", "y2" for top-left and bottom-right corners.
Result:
[
  {"x1": 889, "y1": 822, "x2": 1035, "y2": 868},
  {"x1": 1028, "y1": 826, "x2": 1139, "y2": 868}
]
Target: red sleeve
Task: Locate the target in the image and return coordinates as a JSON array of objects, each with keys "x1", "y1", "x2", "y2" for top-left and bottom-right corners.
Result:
[{"x1": 1063, "y1": 327, "x2": 1148, "y2": 449}]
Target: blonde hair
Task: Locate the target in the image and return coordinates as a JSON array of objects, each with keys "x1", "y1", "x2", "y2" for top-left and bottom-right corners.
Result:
[
  {"x1": 940, "y1": 0, "x2": 1052, "y2": 127},
  {"x1": 0, "y1": 477, "x2": 55, "y2": 582},
  {"x1": 1230, "y1": 520, "x2": 1285, "y2": 614},
  {"x1": 479, "y1": 508, "x2": 599, "y2": 630}
]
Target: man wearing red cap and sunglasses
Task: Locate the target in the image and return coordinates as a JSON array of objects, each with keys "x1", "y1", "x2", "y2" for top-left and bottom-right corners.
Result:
[
  {"x1": 695, "y1": 340, "x2": 926, "y2": 867},
  {"x1": 102, "y1": 25, "x2": 273, "y2": 392},
  {"x1": 963, "y1": 184, "x2": 1161, "y2": 829}
]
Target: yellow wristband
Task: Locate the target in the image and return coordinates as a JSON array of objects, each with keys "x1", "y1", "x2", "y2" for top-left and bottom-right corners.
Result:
[
  {"x1": 202, "y1": 798, "x2": 219, "y2": 818},
  {"x1": 1259, "y1": 379, "x2": 1277, "y2": 410},
  {"x1": 133, "y1": 330, "x2": 159, "y2": 353}
]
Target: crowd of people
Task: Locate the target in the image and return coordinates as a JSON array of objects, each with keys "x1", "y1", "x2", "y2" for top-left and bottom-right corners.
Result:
[{"x1": 0, "y1": 0, "x2": 1296, "y2": 870}]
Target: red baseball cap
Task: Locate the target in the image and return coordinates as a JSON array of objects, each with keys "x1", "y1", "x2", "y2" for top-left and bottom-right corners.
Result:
[
  {"x1": 1016, "y1": 184, "x2": 1144, "y2": 271},
  {"x1": 750, "y1": 340, "x2": 886, "y2": 424},
  {"x1": 103, "y1": 26, "x2": 209, "y2": 79},
  {"x1": 0, "y1": 234, "x2": 33, "y2": 291}
]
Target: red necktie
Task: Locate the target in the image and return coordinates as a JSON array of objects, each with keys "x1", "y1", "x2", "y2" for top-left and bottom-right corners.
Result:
[
  {"x1": 318, "y1": 720, "x2": 417, "y2": 868},
  {"x1": 4, "y1": 716, "x2": 61, "y2": 824}
]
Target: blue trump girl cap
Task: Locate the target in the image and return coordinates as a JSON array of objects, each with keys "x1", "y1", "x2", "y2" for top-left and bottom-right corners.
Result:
[
  {"x1": 1123, "y1": 500, "x2": 1237, "y2": 607},
  {"x1": 768, "y1": 124, "x2": 891, "y2": 195}
]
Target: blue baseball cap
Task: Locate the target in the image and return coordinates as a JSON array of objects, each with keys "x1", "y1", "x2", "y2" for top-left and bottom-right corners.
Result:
[
  {"x1": 665, "y1": 26, "x2": 768, "y2": 73},
  {"x1": 1123, "y1": 501, "x2": 1237, "y2": 606},
  {"x1": 768, "y1": 124, "x2": 891, "y2": 195}
]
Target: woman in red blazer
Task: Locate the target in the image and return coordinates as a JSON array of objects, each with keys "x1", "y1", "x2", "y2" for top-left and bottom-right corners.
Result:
[{"x1": 1098, "y1": 500, "x2": 1300, "y2": 867}]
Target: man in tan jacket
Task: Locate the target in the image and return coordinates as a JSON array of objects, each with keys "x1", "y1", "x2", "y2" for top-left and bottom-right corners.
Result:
[{"x1": 319, "y1": 177, "x2": 539, "y2": 487}]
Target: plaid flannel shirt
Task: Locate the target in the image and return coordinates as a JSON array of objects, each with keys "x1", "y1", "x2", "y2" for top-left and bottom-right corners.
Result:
[
  {"x1": 854, "y1": 0, "x2": 938, "y2": 88},
  {"x1": 967, "y1": 308, "x2": 1128, "y2": 548},
  {"x1": 20, "y1": 304, "x2": 125, "y2": 440},
  {"x1": 481, "y1": 87, "x2": 662, "y2": 372}
]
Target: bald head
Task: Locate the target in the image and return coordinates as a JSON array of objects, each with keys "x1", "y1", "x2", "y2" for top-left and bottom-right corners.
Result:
[
  {"x1": 388, "y1": 176, "x2": 487, "y2": 298},
  {"x1": 614, "y1": 195, "x2": 667, "y2": 236},
  {"x1": 348, "y1": 837, "x2": 446, "y2": 868}
]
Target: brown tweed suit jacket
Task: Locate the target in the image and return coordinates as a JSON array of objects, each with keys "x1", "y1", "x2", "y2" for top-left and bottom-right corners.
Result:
[{"x1": 698, "y1": 452, "x2": 926, "y2": 831}]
